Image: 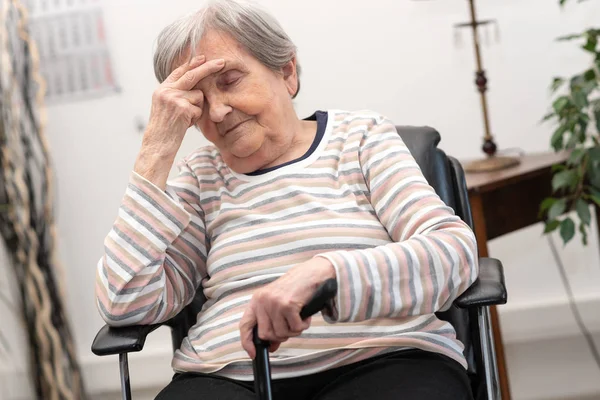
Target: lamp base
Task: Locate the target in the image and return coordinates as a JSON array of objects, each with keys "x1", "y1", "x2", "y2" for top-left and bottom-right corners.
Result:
[{"x1": 463, "y1": 155, "x2": 520, "y2": 173}]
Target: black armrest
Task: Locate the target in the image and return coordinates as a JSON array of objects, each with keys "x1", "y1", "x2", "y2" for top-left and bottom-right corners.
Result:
[
  {"x1": 455, "y1": 257, "x2": 507, "y2": 308},
  {"x1": 91, "y1": 323, "x2": 163, "y2": 356}
]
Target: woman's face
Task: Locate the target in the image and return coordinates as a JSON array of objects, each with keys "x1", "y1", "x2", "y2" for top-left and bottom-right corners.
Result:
[{"x1": 189, "y1": 30, "x2": 299, "y2": 173}]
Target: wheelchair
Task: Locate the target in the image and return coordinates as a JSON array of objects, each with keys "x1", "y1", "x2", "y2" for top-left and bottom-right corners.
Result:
[{"x1": 92, "y1": 125, "x2": 508, "y2": 400}]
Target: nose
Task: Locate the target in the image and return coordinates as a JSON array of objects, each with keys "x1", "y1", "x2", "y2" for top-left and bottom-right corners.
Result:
[{"x1": 208, "y1": 93, "x2": 232, "y2": 124}]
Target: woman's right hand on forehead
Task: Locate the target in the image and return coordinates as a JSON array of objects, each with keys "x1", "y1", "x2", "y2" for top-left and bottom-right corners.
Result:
[
  {"x1": 145, "y1": 55, "x2": 225, "y2": 152},
  {"x1": 133, "y1": 55, "x2": 225, "y2": 190}
]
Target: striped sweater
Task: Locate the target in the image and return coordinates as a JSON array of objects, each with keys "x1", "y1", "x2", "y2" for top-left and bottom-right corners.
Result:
[{"x1": 95, "y1": 109, "x2": 479, "y2": 380}]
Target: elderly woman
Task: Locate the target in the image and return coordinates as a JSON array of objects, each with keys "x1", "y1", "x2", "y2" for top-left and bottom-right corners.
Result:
[{"x1": 95, "y1": 0, "x2": 478, "y2": 399}]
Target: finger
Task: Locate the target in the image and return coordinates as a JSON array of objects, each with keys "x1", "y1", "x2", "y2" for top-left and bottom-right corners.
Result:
[
  {"x1": 273, "y1": 311, "x2": 291, "y2": 339},
  {"x1": 239, "y1": 309, "x2": 257, "y2": 360},
  {"x1": 285, "y1": 313, "x2": 310, "y2": 337},
  {"x1": 189, "y1": 105, "x2": 204, "y2": 128},
  {"x1": 269, "y1": 341, "x2": 282, "y2": 353},
  {"x1": 255, "y1": 305, "x2": 276, "y2": 342},
  {"x1": 190, "y1": 109, "x2": 203, "y2": 128},
  {"x1": 302, "y1": 316, "x2": 312, "y2": 331},
  {"x1": 164, "y1": 55, "x2": 206, "y2": 84},
  {"x1": 255, "y1": 304, "x2": 288, "y2": 342},
  {"x1": 182, "y1": 90, "x2": 204, "y2": 106},
  {"x1": 172, "y1": 99, "x2": 202, "y2": 128},
  {"x1": 173, "y1": 58, "x2": 226, "y2": 91}
]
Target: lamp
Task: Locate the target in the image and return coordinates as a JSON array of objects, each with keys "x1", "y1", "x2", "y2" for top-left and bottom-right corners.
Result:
[
  {"x1": 418, "y1": 0, "x2": 521, "y2": 172},
  {"x1": 462, "y1": 0, "x2": 520, "y2": 172}
]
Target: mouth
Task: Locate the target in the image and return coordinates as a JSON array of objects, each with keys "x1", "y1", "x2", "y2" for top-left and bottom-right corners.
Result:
[{"x1": 223, "y1": 119, "x2": 251, "y2": 136}]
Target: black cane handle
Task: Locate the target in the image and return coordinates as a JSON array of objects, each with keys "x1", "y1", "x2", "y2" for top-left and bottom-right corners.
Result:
[
  {"x1": 300, "y1": 278, "x2": 337, "y2": 320},
  {"x1": 252, "y1": 278, "x2": 338, "y2": 400},
  {"x1": 252, "y1": 278, "x2": 337, "y2": 347}
]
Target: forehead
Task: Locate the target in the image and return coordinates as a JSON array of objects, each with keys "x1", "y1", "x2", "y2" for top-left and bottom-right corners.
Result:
[
  {"x1": 194, "y1": 30, "x2": 249, "y2": 65},
  {"x1": 172, "y1": 30, "x2": 252, "y2": 77}
]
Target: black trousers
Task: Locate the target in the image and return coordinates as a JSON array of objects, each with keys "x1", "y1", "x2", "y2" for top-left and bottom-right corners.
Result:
[{"x1": 155, "y1": 349, "x2": 474, "y2": 400}]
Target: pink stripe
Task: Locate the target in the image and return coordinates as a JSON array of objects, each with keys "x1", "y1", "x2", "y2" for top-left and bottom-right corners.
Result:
[
  {"x1": 121, "y1": 196, "x2": 177, "y2": 243},
  {"x1": 132, "y1": 175, "x2": 190, "y2": 223}
]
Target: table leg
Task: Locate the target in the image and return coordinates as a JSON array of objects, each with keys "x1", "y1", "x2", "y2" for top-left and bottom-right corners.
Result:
[{"x1": 470, "y1": 192, "x2": 512, "y2": 400}]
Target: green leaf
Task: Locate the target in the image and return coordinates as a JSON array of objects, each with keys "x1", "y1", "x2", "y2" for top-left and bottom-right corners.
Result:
[
  {"x1": 579, "y1": 222, "x2": 588, "y2": 246},
  {"x1": 552, "y1": 169, "x2": 577, "y2": 192},
  {"x1": 542, "y1": 112, "x2": 556, "y2": 123},
  {"x1": 570, "y1": 73, "x2": 585, "y2": 89},
  {"x1": 540, "y1": 197, "x2": 557, "y2": 212},
  {"x1": 581, "y1": 80, "x2": 597, "y2": 96},
  {"x1": 589, "y1": 146, "x2": 600, "y2": 162},
  {"x1": 566, "y1": 127, "x2": 583, "y2": 149},
  {"x1": 553, "y1": 96, "x2": 570, "y2": 113},
  {"x1": 594, "y1": 108, "x2": 600, "y2": 134},
  {"x1": 560, "y1": 217, "x2": 576, "y2": 244},
  {"x1": 539, "y1": 197, "x2": 558, "y2": 218},
  {"x1": 557, "y1": 33, "x2": 582, "y2": 41},
  {"x1": 552, "y1": 163, "x2": 567, "y2": 172},
  {"x1": 568, "y1": 148, "x2": 586, "y2": 165},
  {"x1": 551, "y1": 77, "x2": 565, "y2": 93},
  {"x1": 572, "y1": 90, "x2": 588, "y2": 109},
  {"x1": 576, "y1": 198, "x2": 591, "y2": 225},
  {"x1": 583, "y1": 69, "x2": 596, "y2": 82},
  {"x1": 590, "y1": 187, "x2": 600, "y2": 206},
  {"x1": 548, "y1": 198, "x2": 567, "y2": 220},
  {"x1": 551, "y1": 125, "x2": 567, "y2": 150},
  {"x1": 569, "y1": 72, "x2": 596, "y2": 96},
  {"x1": 582, "y1": 36, "x2": 598, "y2": 52},
  {"x1": 544, "y1": 219, "x2": 561, "y2": 233},
  {"x1": 566, "y1": 116, "x2": 589, "y2": 148},
  {"x1": 588, "y1": 147, "x2": 600, "y2": 188}
]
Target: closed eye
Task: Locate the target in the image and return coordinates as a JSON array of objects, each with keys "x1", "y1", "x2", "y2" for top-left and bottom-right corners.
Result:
[
  {"x1": 219, "y1": 70, "x2": 243, "y2": 88},
  {"x1": 224, "y1": 77, "x2": 240, "y2": 86}
]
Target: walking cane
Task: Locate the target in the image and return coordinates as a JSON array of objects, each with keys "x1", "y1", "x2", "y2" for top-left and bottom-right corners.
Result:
[{"x1": 252, "y1": 279, "x2": 338, "y2": 400}]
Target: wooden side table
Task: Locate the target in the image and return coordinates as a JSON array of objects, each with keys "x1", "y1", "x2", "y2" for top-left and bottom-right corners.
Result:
[{"x1": 461, "y1": 151, "x2": 578, "y2": 400}]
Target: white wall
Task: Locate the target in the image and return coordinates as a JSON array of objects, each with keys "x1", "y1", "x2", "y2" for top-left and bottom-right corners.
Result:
[
  {"x1": 2, "y1": 0, "x2": 600, "y2": 399},
  {"x1": 0, "y1": 242, "x2": 35, "y2": 400}
]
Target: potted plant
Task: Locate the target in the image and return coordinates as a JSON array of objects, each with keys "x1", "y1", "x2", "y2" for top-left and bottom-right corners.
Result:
[{"x1": 540, "y1": 0, "x2": 600, "y2": 245}]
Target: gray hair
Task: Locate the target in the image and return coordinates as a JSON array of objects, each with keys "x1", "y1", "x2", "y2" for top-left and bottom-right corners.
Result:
[{"x1": 153, "y1": 0, "x2": 301, "y2": 97}]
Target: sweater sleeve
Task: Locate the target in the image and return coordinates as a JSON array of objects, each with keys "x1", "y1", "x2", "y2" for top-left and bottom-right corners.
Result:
[
  {"x1": 95, "y1": 159, "x2": 209, "y2": 327},
  {"x1": 318, "y1": 114, "x2": 479, "y2": 323}
]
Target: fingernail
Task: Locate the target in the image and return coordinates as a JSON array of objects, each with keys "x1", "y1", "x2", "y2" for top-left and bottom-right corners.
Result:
[
  {"x1": 195, "y1": 55, "x2": 205, "y2": 61},
  {"x1": 215, "y1": 59, "x2": 225, "y2": 65}
]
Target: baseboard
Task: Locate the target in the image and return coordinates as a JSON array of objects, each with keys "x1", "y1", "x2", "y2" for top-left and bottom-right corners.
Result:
[
  {"x1": 80, "y1": 346, "x2": 174, "y2": 397},
  {"x1": 0, "y1": 346, "x2": 173, "y2": 400},
  {"x1": 0, "y1": 363, "x2": 35, "y2": 400},
  {"x1": 497, "y1": 292, "x2": 600, "y2": 344},
  {"x1": 505, "y1": 333, "x2": 600, "y2": 400}
]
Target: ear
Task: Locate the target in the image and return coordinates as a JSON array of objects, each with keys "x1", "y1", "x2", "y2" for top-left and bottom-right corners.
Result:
[{"x1": 282, "y1": 57, "x2": 298, "y2": 97}]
